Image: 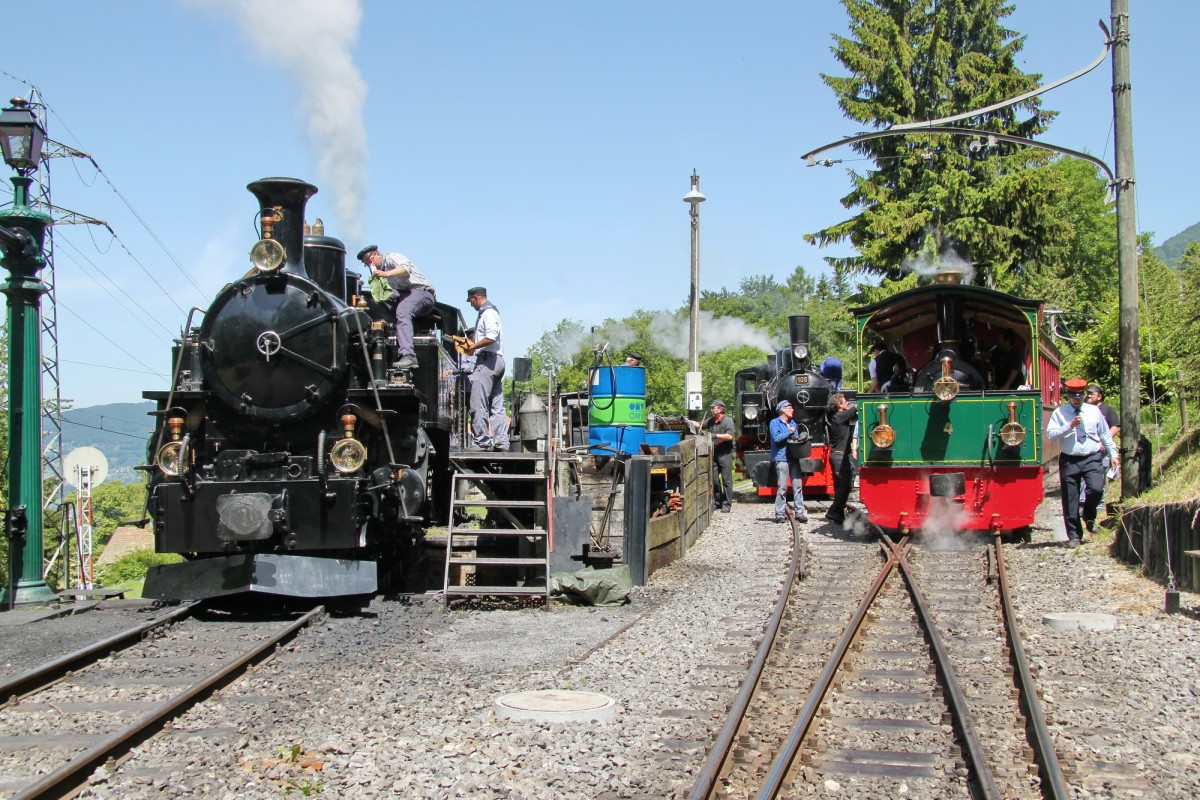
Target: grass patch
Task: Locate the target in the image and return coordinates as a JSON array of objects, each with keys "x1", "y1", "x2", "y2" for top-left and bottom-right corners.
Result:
[{"x1": 1124, "y1": 425, "x2": 1200, "y2": 508}]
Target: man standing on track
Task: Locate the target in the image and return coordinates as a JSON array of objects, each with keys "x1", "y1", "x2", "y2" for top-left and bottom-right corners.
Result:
[
  {"x1": 703, "y1": 400, "x2": 736, "y2": 513},
  {"x1": 462, "y1": 287, "x2": 510, "y2": 452},
  {"x1": 768, "y1": 400, "x2": 807, "y2": 523},
  {"x1": 824, "y1": 393, "x2": 858, "y2": 525},
  {"x1": 1046, "y1": 378, "x2": 1119, "y2": 547}
]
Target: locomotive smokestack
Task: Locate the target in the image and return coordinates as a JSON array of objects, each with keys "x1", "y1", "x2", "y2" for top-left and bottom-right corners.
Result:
[
  {"x1": 935, "y1": 295, "x2": 966, "y2": 355},
  {"x1": 788, "y1": 315, "x2": 812, "y2": 368},
  {"x1": 788, "y1": 315, "x2": 810, "y2": 348},
  {"x1": 247, "y1": 177, "x2": 318, "y2": 277}
]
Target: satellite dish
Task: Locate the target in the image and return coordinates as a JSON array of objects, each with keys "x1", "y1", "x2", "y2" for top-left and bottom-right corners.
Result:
[{"x1": 63, "y1": 447, "x2": 109, "y2": 489}]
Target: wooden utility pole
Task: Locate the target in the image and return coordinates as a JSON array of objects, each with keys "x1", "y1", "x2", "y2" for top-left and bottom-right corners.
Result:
[{"x1": 1111, "y1": 0, "x2": 1141, "y2": 498}]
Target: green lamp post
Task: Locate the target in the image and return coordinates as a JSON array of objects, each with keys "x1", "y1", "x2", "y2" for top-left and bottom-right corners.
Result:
[{"x1": 0, "y1": 97, "x2": 57, "y2": 607}]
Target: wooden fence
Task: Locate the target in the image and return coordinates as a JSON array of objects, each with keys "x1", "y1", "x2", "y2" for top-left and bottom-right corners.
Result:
[
  {"x1": 1111, "y1": 502, "x2": 1200, "y2": 592},
  {"x1": 624, "y1": 436, "x2": 714, "y2": 584}
]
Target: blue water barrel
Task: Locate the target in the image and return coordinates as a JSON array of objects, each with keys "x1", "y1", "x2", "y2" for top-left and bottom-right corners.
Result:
[
  {"x1": 588, "y1": 425, "x2": 644, "y2": 455},
  {"x1": 590, "y1": 366, "x2": 646, "y2": 397}
]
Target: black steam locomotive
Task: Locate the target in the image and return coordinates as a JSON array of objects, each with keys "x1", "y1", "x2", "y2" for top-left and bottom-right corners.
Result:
[
  {"x1": 141, "y1": 177, "x2": 465, "y2": 602},
  {"x1": 733, "y1": 315, "x2": 849, "y2": 500}
]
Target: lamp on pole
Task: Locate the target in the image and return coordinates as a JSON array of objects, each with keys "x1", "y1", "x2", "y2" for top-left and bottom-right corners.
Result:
[
  {"x1": 0, "y1": 97, "x2": 57, "y2": 607},
  {"x1": 683, "y1": 170, "x2": 705, "y2": 416}
]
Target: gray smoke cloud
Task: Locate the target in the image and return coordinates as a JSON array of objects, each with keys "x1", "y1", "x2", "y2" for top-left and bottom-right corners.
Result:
[{"x1": 189, "y1": 0, "x2": 368, "y2": 240}]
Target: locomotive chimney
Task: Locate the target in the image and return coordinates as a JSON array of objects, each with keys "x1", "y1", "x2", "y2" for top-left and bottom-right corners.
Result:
[
  {"x1": 247, "y1": 177, "x2": 318, "y2": 277},
  {"x1": 788, "y1": 315, "x2": 812, "y2": 368},
  {"x1": 935, "y1": 295, "x2": 966, "y2": 356}
]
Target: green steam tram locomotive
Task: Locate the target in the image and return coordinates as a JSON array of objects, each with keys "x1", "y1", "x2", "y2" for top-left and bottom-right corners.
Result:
[{"x1": 852, "y1": 269, "x2": 1060, "y2": 535}]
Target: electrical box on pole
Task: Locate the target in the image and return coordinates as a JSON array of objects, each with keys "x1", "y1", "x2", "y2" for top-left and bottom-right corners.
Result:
[{"x1": 685, "y1": 371, "x2": 704, "y2": 412}]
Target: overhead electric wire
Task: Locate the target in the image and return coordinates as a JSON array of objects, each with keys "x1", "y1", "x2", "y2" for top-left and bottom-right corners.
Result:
[
  {"x1": 53, "y1": 416, "x2": 149, "y2": 441},
  {"x1": 53, "y1": 236, "x2": 177, "y2": 341},
  {"x1": 60, "y1": 359, "x2": 167, "y2": 378},
  {"x1": 56, "y1": 301, "x2": 164, "y2": 376},
  {"x1": 66, "y1": 408, "x2": 156, "y2": 430}
]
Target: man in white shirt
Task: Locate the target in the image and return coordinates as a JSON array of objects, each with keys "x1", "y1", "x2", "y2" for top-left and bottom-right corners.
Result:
[
  {"x1": 1046, "y1": 378, "x2": 1120, "y2": 547},
  {"x1": 357, "y1": 244, "x2": 436, "y2": 371},
  {"x1": 462, "y1": 287, "x2": 509, "y2": 451}
]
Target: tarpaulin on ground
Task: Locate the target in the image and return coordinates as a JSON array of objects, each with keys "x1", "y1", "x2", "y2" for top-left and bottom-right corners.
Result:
[{"x1": 549, "y1": 565, "x2": 633, "y2": 606}]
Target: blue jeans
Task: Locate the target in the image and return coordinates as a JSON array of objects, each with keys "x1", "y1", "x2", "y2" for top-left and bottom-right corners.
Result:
[{"x1": 774, "y1": 460, "x2": 803, "y2": 519}]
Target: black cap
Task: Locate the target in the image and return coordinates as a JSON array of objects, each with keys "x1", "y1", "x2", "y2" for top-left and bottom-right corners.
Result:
[
  {"x1": 356, "y1": 244, "x2": 378, "y2": 262},
  {"x1": 627, "y1": 351, "x2": 643, "y2": 363},
  {"x1": 467, "y1": 286, "x2": 487, "y2": 298}
]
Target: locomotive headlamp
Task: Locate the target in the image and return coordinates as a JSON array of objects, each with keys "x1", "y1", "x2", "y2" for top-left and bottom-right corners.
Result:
[
  {"x1": 329, "y1": 413, "x2": 367, "y2": 474},
  {"x1": 156, "y1": 416, "x2": 188, "y2": 476},
  {"x1": 743, "y1": 405, "x2": 759, "y2": 421},
  {"x1": 869, "y1": 404, "x2": 896, "y2": 449},
  {"x1": 932, "y1": 356, "x2": 961, "y2": 402},
  {"x1": 249, "y1": 238, "x2": 286, "y2": 272},
  {"x1": 999, "y1": 401, "x2": 1027, "y2": 446},
  {"x1": 250, "y1": 207, "x2": 286, "y2": 271},
  {"x1": 792, "y1": 343, "x2": 809, "y2": 360}
]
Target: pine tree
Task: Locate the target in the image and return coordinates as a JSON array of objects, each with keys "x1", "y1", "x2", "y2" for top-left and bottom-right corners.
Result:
[{"x1": 807, "y1": 0, "x2": 1064, "y2": 286}]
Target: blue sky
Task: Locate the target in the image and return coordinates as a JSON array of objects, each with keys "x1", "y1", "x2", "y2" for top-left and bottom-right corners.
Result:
[{"x1": 4, "y1": 0, "x2": 1195, "y2": 410}]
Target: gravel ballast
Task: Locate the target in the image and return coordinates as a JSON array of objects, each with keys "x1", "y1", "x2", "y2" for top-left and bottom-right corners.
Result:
[{"x1": 1, "y1": 487, "x2": 1197, "y2": 799}]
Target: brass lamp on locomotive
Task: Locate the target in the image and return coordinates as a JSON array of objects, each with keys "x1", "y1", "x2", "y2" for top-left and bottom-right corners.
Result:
[
  {"x1": 141, "y1": 177, "x2": 464, "y2": 601},
  {"x1": 851, "y1": 268, "x2": 1060, "y2": 534},
  {"x1": 734, "y1": 315, "x2": 846, "y2": 500}
]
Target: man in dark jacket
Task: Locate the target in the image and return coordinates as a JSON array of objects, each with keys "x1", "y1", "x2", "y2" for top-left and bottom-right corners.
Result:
[
  {"x1": 824, "y1": 393, "x2": 858, "y2": 525},
  {"x1": 702, "y1": 400, "x2": 736, "y2": 512}
]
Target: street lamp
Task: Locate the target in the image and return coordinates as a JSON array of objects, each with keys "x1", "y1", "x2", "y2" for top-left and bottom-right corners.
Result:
[
  {"x1": 683, "y1": 170, "x2": 705, "y2": 415},
  {"x1": 0, "y1": 96, "x2": 56, "y2": 607}
]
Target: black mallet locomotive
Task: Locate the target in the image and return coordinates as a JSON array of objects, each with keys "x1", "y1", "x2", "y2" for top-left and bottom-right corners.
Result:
[{"x1": 141, "y1": 177, "x2": 466, "y2": 602}]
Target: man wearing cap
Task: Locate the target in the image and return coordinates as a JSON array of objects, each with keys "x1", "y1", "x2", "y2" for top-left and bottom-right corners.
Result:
[
  {"x1": 462, "y1": 287, "x2": 509, "y2": 451},
  {"x1": 357, "y1": 245, "x2": 436, "y2": 371},
  {"x1": 1080, "y1": 382, "x2": 1121, "y2": 523},
  {"x1": 819, "y1": 356, "x2": 843, "y2": 389},
  {"x1": 625, "y1": 352, "x2": 643, "y2": 367},
  {"x1": 1047, "y1": 378, "x2": 1120, "y2": 547},
  {"x1": 702, "y1": 400, "x2": 736, "y2": 513},
  {"x1": 768, "y1": 400, "x2": 807, "y2": 523}
]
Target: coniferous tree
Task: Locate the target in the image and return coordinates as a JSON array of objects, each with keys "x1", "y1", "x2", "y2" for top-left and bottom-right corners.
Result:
[{"x1": 807, "y1": 0, "x2": 1063, "y2": 286}]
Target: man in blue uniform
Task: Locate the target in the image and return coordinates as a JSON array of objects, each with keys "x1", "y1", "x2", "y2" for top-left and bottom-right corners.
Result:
[
  {"x1": 1046, "y1": 378, "x2": 1120, "y2": 547},
  {"x1": 768, "y1": 400, "x2": 807, "y2": 523}
]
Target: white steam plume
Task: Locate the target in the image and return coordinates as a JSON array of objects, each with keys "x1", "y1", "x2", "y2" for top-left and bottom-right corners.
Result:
[
  {"x1": 902, "y1": 228, "x2": 977, "y2": 285},
  {"x1": 584, "y1": 311, "x2": 778, "y2": 362},
  {"x1": 190, "y1": 0, "x2": 368, "y2": 240}
]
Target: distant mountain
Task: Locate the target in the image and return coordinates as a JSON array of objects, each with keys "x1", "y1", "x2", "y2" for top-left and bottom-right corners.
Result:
[
  {"x1": 1156, "y1": 221, "x2": 1200, "y2": 266},
  {"x1": 55, "y1": 402, "x2": 155, "y2": 485}
]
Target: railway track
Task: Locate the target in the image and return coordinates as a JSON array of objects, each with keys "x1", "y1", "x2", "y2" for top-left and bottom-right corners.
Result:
[
  {"x1": 689, "y1": 517, "x2": 1068, "y2": 800},
  {"x1": 0, "y1": 605, "x2": 323, "y2": 800}
]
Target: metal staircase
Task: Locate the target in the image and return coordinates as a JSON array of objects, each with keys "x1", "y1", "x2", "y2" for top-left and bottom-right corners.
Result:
[{"x1": 443, "y1": 451, "x2": 551, "y2": 606}]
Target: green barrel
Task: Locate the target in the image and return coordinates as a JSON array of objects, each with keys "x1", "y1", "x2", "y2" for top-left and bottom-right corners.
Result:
[
  {"x1": 588, "y1": 366, "x2": 647, "y2": 427},
  {"x1": 589, "y1": 396, "x2": 647, "y2": 426}
]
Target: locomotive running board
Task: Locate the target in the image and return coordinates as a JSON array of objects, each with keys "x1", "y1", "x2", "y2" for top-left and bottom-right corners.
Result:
[{"x1": 142, "y1": 554, "x2": 377, "y2": 601}]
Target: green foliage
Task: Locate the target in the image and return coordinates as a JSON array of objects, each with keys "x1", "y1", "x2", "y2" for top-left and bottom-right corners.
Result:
[
  {"x1": 99, "y1": 549, "x2": 182, "y2": 585},
  {"x1": 808, "y1": 0, "x2": 1062, "y2": 286}
]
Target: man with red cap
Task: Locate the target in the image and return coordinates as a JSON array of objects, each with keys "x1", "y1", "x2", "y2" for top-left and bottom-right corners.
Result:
[{"x1": 1046, "y1": 378, "x2": 1120, "y2": 547}]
